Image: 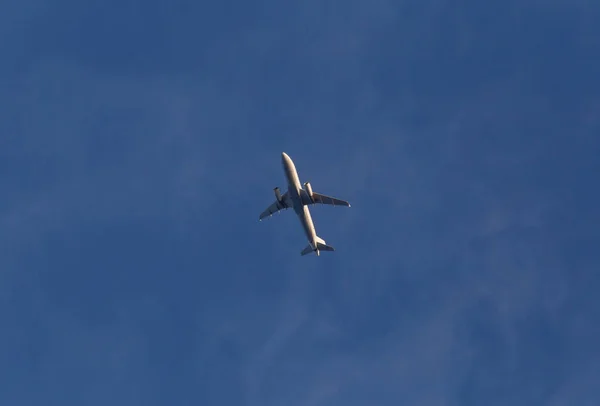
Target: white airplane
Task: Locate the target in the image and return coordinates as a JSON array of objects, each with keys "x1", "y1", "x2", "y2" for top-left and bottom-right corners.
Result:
[{"x1": 259, "y1": 152, "x2": 351, "y2": 256}]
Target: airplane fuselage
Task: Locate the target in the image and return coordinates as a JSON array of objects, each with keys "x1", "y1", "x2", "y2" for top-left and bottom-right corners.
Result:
[{"x1": 281, "y1": 152, "x2": 319, "y2": 249}]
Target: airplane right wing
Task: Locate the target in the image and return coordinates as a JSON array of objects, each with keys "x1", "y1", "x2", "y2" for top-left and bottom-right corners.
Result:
[
  {"x1": 259, "y1": 192, "x2": 291, "y2": 220},
  {"x1": 301, "y1": 190, "x2": 351, "y2": 207},
  {"x1": 311, "y1": 192, "x2": 351, "y2": 207}
]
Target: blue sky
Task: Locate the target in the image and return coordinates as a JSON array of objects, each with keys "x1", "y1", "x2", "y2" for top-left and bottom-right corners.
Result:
[{"x1": 2, "y1": 1, "x2": 599, "y2": 405}]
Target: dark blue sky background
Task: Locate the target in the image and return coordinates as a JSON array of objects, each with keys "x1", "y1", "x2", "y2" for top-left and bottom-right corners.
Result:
[{"x1": 2, "y1": 1, "x2": 599, "y2": 405}]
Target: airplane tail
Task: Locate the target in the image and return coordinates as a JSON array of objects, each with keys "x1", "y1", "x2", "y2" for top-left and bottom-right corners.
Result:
[{"x1": 300, "y1": 236, "x2": 334, "y2": 256}]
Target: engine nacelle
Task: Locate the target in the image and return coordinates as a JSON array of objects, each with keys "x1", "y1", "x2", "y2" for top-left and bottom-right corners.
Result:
[
  {"x1": 273, "y1": 187, "x2": 283, "y2": 202},
  {"x1": 304, "y1": 182, "x2": 314, "y2": 202}
]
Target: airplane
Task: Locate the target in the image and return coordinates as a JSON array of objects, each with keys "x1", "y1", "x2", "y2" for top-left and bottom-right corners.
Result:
[{"x1": 259, "y1": 152, "x2": 351, "y2": 256}]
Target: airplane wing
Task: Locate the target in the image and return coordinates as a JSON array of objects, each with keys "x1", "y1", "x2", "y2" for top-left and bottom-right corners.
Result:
[
  {"x1": 303, "y1": 191, "x2": 351, "y2": 207},
  {"x1": 259, "y1": 192, "x2": 291, "y2": 220}
]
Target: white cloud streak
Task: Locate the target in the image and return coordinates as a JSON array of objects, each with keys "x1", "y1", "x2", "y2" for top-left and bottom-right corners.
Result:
[{"x1": 2, "y1": 1, "x2": 599, "y2": 406}]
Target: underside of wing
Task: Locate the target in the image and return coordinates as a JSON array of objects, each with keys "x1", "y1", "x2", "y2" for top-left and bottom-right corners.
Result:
[
  {"x1": 259, "y1": 192, "x2": 290, "y2": 220},
  {"x1": 306, "y1": 191, "x2": 351, "y2": 207}
]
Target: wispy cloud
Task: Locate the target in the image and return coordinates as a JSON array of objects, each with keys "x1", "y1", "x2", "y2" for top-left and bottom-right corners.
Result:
[{"x1": 2, "y1": 1, "x2": 599, "y2": 405}]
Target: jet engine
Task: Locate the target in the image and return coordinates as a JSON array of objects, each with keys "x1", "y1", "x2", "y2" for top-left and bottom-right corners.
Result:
[
  {"x1": 304, "y1": 182, "x2": 315, "y2": 203},
  {"x1": 273, "y1": 187, "x2": 283, "y2": 203}
]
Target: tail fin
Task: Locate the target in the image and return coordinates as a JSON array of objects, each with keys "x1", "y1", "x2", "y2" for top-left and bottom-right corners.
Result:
[{"x1": 300, "y1": 236, "x2": 335, "y2": 256}]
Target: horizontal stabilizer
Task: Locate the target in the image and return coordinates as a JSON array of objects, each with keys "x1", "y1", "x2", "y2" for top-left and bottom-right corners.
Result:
[
  {"x1": 300, "y1": 238, "x2": 335, "y2": 256},
  {"x1": 301, "y1": 245, "x2": 315, "y2": 256},
  {"x1": 317, "y1": 242, "x2": 335, "y2": 251}
]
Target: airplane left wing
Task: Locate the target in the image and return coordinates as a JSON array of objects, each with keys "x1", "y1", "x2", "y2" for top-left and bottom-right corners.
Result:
[{"x1": 259, "y1": 192, "x2": 290, "y2": 220}]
